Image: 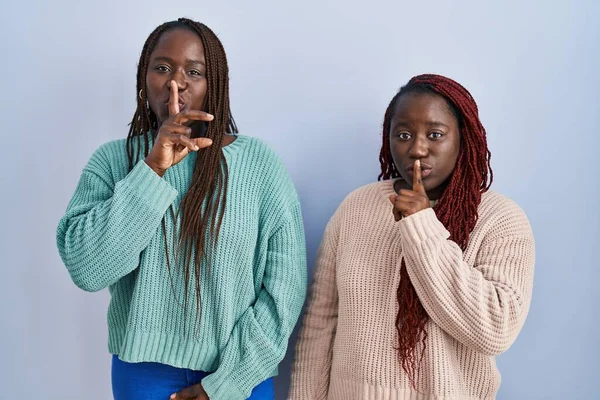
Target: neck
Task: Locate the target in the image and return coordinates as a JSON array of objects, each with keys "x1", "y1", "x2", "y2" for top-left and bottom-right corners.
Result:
[
  {"x1": 394, "y1": 179, "x2": 448, "y2": 200},
  {"x1": 190, "y1": 121, "x2": 208, "y2": 139}
]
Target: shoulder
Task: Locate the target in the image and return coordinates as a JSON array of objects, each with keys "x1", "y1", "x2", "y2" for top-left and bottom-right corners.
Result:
[
  {"x1": 233, "y1": 135, "x2": 286, "y2": 168},
  {"x1": 231, "y1": 135, "x2": 300, "y2": 205},
  {"x1": 339, "y1": 180, "x2": 391, "y2": 211},
  {"x1": 234, "y1": 135, "x2": 292, "y2": 182},
  {"x1": 479, "y1": 190, "x2": 528, "y2": 220},
  {"x1": 478, "y1": 190, "x2": 533, "y2": 238},
  {"x1": 84, "y1": 138, "x2": 130, "y2": 175},
  {"x1": 325, "y1": 180, "x2": 391, "y2": 227}
]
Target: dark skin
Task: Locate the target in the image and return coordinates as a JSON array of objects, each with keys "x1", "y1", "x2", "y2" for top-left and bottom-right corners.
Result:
[
  {"x1": 388, "y1": 92, "x2": 461, "y2": 220},
  {"x1": 144, "y1": 28, "x2": 235, "y2": 178},
  {"x1": 143, "y1": 28, "x2": 226, "y2": 400},
  {"x1": 170, "y1": 384, "x2": 208, "y2": 400}
]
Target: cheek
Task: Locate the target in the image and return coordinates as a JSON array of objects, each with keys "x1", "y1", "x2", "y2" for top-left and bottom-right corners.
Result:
[
  {"x1": 389, "y1": 142, "x2": 402, "y2": 166},
  {"x1": 451, "y1": 141, "x2": 461, "y2": 166},
  {"x1": 443, "y1": 139, "x2": 460, "y2": 166},
  {"x1": 191, "y1": 82, "x2": 208, "y2": 107},
  {"x1": 145, "y1": 76, "x2": 161, "y2": 104}
]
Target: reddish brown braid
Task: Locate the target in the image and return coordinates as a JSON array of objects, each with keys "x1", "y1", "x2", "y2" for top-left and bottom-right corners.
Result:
[
  {"x1": 126, "y1": 19, "x2": 238, "y2": 332},
  {"x1": 378, "y1": 74, "x2": 493, "y2": 387}
]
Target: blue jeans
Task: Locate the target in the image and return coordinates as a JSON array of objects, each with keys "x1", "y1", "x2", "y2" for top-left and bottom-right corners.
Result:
[{"x1": 111, "y1": 355, "x2": 274, "y2": 400}]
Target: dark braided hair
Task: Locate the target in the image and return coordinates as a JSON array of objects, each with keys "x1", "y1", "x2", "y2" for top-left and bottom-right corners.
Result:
[
  {"x1": 126, "y1": 18, "x2": 238, "y2": 331},
  {"x1": 378, "y1": 74, "x2": 493, "y2": 387}
]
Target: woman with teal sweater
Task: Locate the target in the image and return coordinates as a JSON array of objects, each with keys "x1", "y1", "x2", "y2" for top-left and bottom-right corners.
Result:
[{"x1": 56, "y1": 18, "x2": 306, "y2": 400}]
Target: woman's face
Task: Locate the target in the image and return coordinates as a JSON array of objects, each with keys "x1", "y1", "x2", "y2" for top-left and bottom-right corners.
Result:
[
  {"x1": 146, "y1": 28, "x2": 208, "y2": 126},
  {"x1": 388, "y1": 92, "x2": 461, "y2": 199}
]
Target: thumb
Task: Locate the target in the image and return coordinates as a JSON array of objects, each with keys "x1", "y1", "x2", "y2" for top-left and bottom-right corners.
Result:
[
  {"x1": 192, "y1": 137, "x2": 213, "y2": 149},
  {"x1": 389, "y1": 193, "x2": 397, "y2": 205}
]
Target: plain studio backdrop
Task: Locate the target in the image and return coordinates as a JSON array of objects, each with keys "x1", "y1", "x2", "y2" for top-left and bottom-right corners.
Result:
[{"x1": 1, "y1": 0, "x2": 598, "y2": 398}]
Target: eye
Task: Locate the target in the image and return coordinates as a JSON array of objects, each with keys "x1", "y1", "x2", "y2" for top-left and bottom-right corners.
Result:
[
  {"x1": 429, "y1": 131, "x2": 444, "y2": 139},
  {"x1": 189, "y1": 69, "x2": 204, "y2": 77},
  {"x1": 395, "y1": 132, "x2": 411, "y2": 140},
  {"x1": 155, "y1": 65, "x2": 170, "y2": 73}
]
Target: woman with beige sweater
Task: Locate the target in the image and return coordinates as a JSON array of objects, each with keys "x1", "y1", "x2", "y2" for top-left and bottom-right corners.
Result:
[{"x1": 289, "y1": 74, "x2": 535, "y2": 400}]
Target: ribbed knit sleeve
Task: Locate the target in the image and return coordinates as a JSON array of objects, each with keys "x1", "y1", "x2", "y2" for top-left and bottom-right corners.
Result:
[
  {"x1": 56, "y1": 142, "x2": 177, "y2": 292},
  {"x1": 288, "y1": 206, "x2": 342, "y2": 400},
  {"x1": 398, "y1": 200, "x2": 535, "y2": 356},
  {"x1": 201, "y1": 170, "x2": 307, "y2": 400}
]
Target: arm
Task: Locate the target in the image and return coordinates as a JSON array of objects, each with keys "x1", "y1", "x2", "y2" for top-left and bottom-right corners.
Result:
[
  {"x1": 56, "y1": 145, "x2": 178, "y2": 292},
  {"x1": 398, "y1": 203, "x2": 535, "y2": 356},
  {"x1": 288, "y1": 208, "x2": 341, "y2": 400},
  {"x1": 201, "y1": 198, "x2": 307, "y2": 400}
]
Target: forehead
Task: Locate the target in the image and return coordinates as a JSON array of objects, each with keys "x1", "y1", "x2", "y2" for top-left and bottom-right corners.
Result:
[
  {"x1": 150, "y1": 28, "x2": 205, "y2": 59},
  {"x1": 391, "y1": 92, "x2": 457, "y2": 126}
]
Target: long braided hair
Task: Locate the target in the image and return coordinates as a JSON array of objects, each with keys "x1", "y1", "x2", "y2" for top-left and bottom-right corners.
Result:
[
  {"x1": 378, "y1": 74, "x2": 493, "y2": 386},
  {"x1": 126, "y1": 18, "x2": 238, "y2": 330}
]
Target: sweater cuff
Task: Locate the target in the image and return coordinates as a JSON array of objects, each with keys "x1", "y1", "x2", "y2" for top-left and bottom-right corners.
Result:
[
  {"x1": 398, "y1": 208, "x2": 450, "y2": 248},
  {"x1": 118, "y1": 160, "x2": 178, "y2": 209},
  {"x1": 202, "y1": 371, "x2": 246, "y2": 400}
]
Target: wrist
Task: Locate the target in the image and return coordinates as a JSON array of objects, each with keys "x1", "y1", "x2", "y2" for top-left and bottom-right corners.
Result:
[{"x1": 144, "y1": 158, "x2": 166, "y2": 177}]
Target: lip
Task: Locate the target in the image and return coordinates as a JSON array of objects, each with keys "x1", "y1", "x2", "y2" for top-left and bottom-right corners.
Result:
[
  {"x1": 405, "y1": 161, "x2": 433, "y2": 178},
  {"x1": 407, "y1": 169, "x2": 432, "y2": 178},
  {"x1": 164, "y1": 95, "x2": 186, "y2": 110}
]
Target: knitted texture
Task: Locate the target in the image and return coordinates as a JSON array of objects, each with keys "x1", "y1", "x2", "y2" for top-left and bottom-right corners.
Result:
[
  {"x1": 57, "y1": 135, "x2": 307, "y2": 400},
  {"x1": 290, "y1": 180, "x2": 534, "y2": 400}
]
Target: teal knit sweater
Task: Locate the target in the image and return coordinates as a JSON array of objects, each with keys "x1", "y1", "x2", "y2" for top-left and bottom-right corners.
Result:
[{"x1": 56, "y1": 134, "x2": 307, "y2": 400}]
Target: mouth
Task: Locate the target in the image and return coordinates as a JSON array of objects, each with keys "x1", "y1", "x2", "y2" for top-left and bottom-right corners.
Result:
[
  {"x1": 164, "y1": 95, "x2": 187, "y2": 111},
  {"x1": 405, "y1": 162, "x2": 433, "y2": 178},
  {"x1": 406, "y1": 168, "x2": 432, "y2": 178}
]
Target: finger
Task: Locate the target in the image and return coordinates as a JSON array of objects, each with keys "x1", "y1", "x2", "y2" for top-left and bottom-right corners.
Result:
[
  {"x1": 397, "y1": 189, "x2": 420, "y2": 197},
  {"x1": 413, "y1": 160, "x2": 426, "y2": 194},
  {"x1": 396, "y1": 194, "x2": 418, "y2": 204},
  {"x1": 389, "y1": 194, "x2": 401, "y2": 222},
  {"x1": 159, "y1": 124, "x2": 192, "y2": 137},
  {"x1": 173, "y1": 110, "x2": 215, "y2": 125},
  {"x1": 169, "y1": 80, "x2": 179, "y2": 116},
  {"x1": 394, "y1": 195, "x2": 416, "y2": 214},
  {"x1": 191, "y1": 137, "x2": 213, "y2": 149},
  {"x1": 171, "y1": 384, "x2": 202, "y2": 399},
  {"x1": 171, "y1": 389, "x2": 192, "y2": 400},
  {"x1": 171, "y1": 134, "x2": 201, "y2": 152},
  {"x1": 394, "y1": 194, "x2": 428, "y2": 217}
]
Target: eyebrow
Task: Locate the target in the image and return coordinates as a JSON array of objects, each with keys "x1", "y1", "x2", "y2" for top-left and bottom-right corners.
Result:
[
  {"x1": 392, "y1": 120, "x2": 450, "y2": 129},
  {"x1": 151, "y1": 56, "x2": 205, "y2": 66}
]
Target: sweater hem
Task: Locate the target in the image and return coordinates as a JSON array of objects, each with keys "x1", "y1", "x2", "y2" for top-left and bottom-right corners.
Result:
[{"x1": 327, "y1": 376, "x2": 494, "y2": 400}]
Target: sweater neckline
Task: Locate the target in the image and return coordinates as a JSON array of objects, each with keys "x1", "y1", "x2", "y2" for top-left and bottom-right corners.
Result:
[{"x1": 222, "y1": 134, "x2": 248, "y2": 158}]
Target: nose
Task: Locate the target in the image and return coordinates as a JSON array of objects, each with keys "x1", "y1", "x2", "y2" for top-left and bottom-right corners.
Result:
[
  {"x1": 166, "y1": 70, "x2": 187, "y2": 91},
  {"x1": 408, "y1": 135, "x2": 428, "y2": 159}
]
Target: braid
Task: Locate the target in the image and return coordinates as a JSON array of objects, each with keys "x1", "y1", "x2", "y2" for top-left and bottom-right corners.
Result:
[
  {"x1": 378, "y1": 74, "x2": 493, "y2": 388},
  {"x1": 126, "y1": 19, "x2": 238, "y2": 333}
]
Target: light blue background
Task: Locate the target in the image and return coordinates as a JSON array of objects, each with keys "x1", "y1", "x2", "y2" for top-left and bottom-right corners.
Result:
[{"x1": 1, "y1": 1, "x2": 598, "y2": 398}]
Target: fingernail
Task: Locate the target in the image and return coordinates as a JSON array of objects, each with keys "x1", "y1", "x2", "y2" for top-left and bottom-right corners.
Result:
[
  {"x1": 170, "y1": 394, "x2": 176, "y2": 399},
  {"x1": 207, "y1": 114, "x2": 214, "y2": 120},
  {"x1": 194, "y1": 145, "x2": 200, "y2": 151}
]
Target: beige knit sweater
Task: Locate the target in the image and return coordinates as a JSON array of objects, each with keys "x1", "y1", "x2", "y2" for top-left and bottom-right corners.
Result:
[{"x1": 289, "y1": 180, "x2": 535, "y2": 400}]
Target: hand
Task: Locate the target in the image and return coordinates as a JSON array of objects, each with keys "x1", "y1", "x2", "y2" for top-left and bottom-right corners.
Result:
[
  {"x1": 389, "y1": 159, "x2": 430, "y2": 221},
  {"x1": 145, "y1": 80, "x2": 214, "y2": 177},
  {"x1": 170, "y1": 383, "x2": 209, "y2": 400}
]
